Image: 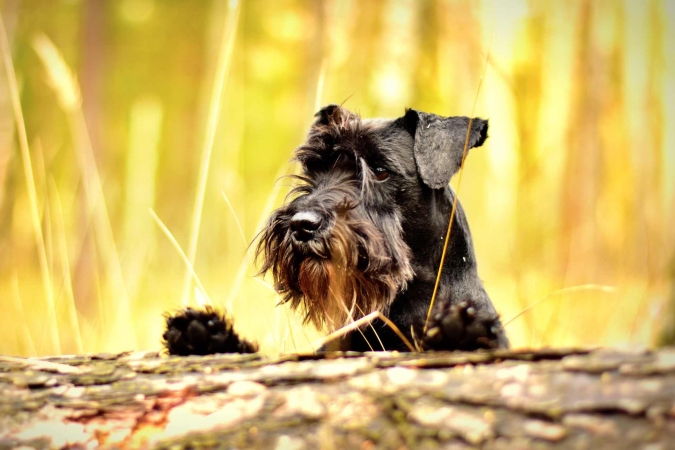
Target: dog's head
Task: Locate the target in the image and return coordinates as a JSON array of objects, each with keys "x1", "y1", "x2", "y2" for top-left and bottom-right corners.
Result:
[{"x1": 257, "y1": 105, "x2": 489, "y2": 332}]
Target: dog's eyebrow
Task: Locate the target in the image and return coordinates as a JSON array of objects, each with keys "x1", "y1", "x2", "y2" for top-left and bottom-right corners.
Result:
[
  {"x1": 360, "y1": 142, "x2": 406, "y2": 175},
  {"x1": 385, "y1": 154, "x2": 407, "y2": 174},
  {"x1": 351, "y1": 121, "x2": 407, "y2": 173}
]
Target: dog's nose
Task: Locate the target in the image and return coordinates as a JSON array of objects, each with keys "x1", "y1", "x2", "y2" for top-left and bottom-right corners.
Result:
[{"x1": 290, "y1": 211, "x2": 322, "y2": 241}]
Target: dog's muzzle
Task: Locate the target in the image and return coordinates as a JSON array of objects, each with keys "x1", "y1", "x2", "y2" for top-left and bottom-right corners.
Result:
[{"x1": 290, "y1": 211, "x2": 323, "y2": 242}]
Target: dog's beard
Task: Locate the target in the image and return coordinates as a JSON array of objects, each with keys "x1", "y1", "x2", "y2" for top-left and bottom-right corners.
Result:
[{"x1": 258, "y1": 212, "x2": 414, "y2": 333}]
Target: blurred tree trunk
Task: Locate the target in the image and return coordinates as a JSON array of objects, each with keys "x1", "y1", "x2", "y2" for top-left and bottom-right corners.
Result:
[{"x1": 560, "y1": 0, "x2": 602, "y2": 284}]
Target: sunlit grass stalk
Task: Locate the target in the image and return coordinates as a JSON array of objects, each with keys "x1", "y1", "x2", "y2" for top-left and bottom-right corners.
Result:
[
  {"x1": 283, "y1": 308, "x2": 298, "y2": 353},
  {"x1": 150, "y1": 209, "x2": 213, "y2": 306},
  {"x1": 424, "y1": 32, "x2": 492, "y2": 334},
  {"x1": 181, "y1": 1, "x2": 241, "y2": 306},
  {"x1": 306, "y1": 311, "x2": 415, "y2": 353},
  {"x1": 325, "y1": 285, "x2": 375, "y2": 351},
  {"x1": 122, "y1": 97, "x2": 163, "y2": 303},
  {"x1": 222, "y1": 190, "x2": 277, "y2": 295},
  {"x1": 221, "y1": 190, "x2": 247, "y2": 246},
  {"x1": 502, "y1": 284, "x2": 616, "y2": 328},
  {"x1": 0, "y1": 16, "x2": 60, "y2": 354},
  {"x1": 10, "y1": 274, "x2": 37, "y2": 357},
  {"x1": 34, "y1": 141, "x2": 55, "y2": 278},
  {"x1": 423, "y1": 118, "x2": 474, "y2": 335},
  {"x1": 314, "y1": 59, "x2": 327, "y2": 113},
  {"x1": 355, "y1": 303, "x2": 386, "y2": 351},
  {"x1": 72, "y1": 105, "x2": 138, "y2": 348},
  {"x1": 92, "y1": 249, "x2": 105, "y2": 349},
  {"x1": 32, "y1": 34, "x2": 137, "y2": 350},
  {"x1": 49, "y1": 178, "x2": 84, "y2": 354},
  {"x1": 225, "y1": 163, "x2": 289, "y2": 310}
]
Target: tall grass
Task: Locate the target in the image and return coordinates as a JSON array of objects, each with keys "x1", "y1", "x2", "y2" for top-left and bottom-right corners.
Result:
[
  {"x1": 0, "y1": 1, "x2": 671, "y2": 356},
  {"x1": 0, "y1": 15, "x2": 59, "y2": 354},
  {"x1": 31, "y1": 34, "x2": 137, "y2": 352},
  {"x1": 180, "y1": 0, "x2": 241, "y2": 307}
]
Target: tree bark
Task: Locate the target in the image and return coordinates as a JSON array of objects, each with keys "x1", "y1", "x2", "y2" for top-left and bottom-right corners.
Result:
[{"x1": 1, "y1": 347, "x2": 674, "y2": 449}]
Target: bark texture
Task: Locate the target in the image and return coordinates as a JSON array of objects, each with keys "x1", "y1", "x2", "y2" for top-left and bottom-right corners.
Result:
[{"x1": 1, "y1": 347, "x2": 675, "y2": 449}]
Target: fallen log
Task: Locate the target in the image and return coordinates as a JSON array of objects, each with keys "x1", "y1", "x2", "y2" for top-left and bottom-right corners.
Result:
[{"x1": 1, "y1": 347, "x2": 674, "y2": 449}]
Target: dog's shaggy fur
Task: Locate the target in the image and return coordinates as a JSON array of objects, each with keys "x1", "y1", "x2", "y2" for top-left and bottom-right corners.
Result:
[
  {"x1": 257, "y1": 107, "x2": 414, "y2": 333},
  {"x1": 163, "y1": 105, "x2": 508, "y2": 355}
]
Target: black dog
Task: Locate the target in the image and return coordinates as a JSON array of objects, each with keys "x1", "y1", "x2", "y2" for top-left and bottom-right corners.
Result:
[{"x1": 163, "y1": 105, "x2": 508, "y2": 355}]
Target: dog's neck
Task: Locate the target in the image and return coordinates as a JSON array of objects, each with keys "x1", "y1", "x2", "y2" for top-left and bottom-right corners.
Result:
[
  {"x1": 388, "y1": 186, "x2": 479, "y2": 329},
  {"x1": 405, "y1": 186, "x2": 477, "y2": 278}
]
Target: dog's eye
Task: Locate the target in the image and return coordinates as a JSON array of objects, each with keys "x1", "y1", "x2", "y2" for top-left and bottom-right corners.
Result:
[{"x1": 373, "y1": 167, "x2": 390, "y2": 181}]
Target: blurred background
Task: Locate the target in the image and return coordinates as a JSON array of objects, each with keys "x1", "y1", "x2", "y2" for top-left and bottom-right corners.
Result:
[{"x1": 0, "y1": 0, "x2": 673, "y2": 356}]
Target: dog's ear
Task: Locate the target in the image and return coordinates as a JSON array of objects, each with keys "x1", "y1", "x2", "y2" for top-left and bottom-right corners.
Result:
[
  {"x1": 313, "y1": 104, "x2": 341, "y2": 125},
  {"x1": 403, "y1": 108, "x2": 488, "y2": 189}
]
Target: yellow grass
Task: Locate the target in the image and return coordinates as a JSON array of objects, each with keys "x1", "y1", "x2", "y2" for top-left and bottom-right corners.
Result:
[
  {"x1": 32, "y1": 33, "x2": 138, "y2": 352},
  {"x1": 0, "y1": 1, "x2": 672, "y2": 357},
  {"x1": 49, "y1": 178, "x2": 84, "y2": 354},
  {"x1": 149, "y1": 208, "x2": 212, "y2": 307},
  {"x1": 1, "y1": 16, "x2": 60, "y2": 354},
  {"x1": 180, "y1": 0, "x2": 241, "y2": 306}
]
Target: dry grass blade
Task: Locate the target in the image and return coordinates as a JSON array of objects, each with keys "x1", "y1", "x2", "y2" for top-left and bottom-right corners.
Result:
[
  {"x1": 49, "y1": 178, "x2": 84, "y2": 354},
  {"x1": 424, "y1": 33, "x2": 493, "y2": 335},
  {"x1": 0, "y1": 16, "x2": 60, "y2": 354},
  {"x1": 502, "y1": 284, "x2": 617, "y2": 328},
  {"x1": 376, "y1": 312, "x2": 416, "y2": 352},
  {"x1": 253, "y1": 277, "x2": 277, "y2": 293},
  {"x1": 181, "y1": 1, "x2": 241, "y2": 306},
  {"x1": 283, "y1": 306, "x2": 298, "y2": 354},
  {"x1": 225, "y1": 162, "x2": 289, "y2": 310},
  {"x1": 31, "y1": 34, "x2": 80, "y2": 111},
  {"x1": 332, "y1": 287, "x2": 375, "y2": 352},
  {"x1": 307, "y1": 311, "x2": 378, "y2": 352},
  {"x1": 10, "y1": 274, "x2": 37, "y2": 357},
  {"x1": 149, "y1": 209, "x2": 212, "y2": 307},
  {"x1": 307, "y1": 311, "x2": 415, "y2": 353},
  {"x1": 423, "y1": 117, "x2": 474, "y2": 336},
  {"x1": 314, "y1": 58, "x2": 327, "y2": 113},
  {"x1": 355, "y1": 303, "x2": 385, "y2": 351},
  {"x1": 221, "y1": 190, "x2": 248, "y2": 246},
  {"x1": 33, "y1": 33, "x2": 137, "y2": 351}
]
